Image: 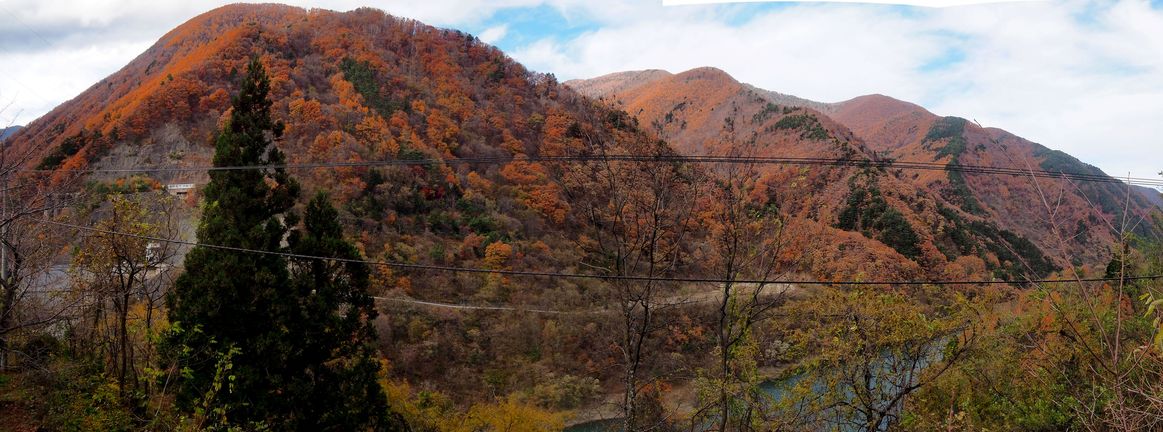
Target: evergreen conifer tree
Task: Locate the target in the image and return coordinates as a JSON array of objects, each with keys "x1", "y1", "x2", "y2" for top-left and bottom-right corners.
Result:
[
  {"x1": 162, "y1": 56, "x2": 295, "y2": 426},
  {"x1": 166, "y1": 54, "x2": 402, "y2": 432},
  {"x1": 283, "y1": 193, "x2": 396, "y2": 430}
]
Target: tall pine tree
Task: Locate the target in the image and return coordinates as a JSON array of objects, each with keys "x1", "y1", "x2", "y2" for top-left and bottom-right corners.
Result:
[
  {"x1": 284, "y1": 193, "x2": 395, "y2": 430},
  {"x1": 165, "y1": 57, "x2": 400, "y2": 430}
]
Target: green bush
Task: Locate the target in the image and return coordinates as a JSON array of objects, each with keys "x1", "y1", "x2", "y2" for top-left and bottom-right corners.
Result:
[
  {"x1": 84, "y1": 175, "x2": 158, "y2": 196},
  {"x1": 38, "y1": 129, "x2": 101, "y2": 170},
  {"x1": 339, "y1": 57, "x2": 406, "y2": 116},
  {"x1": 835, "y1": 184, "x2": 922, "y2": 259},
  {"x1": 751, "y1": 102, "x2": 781, "y2": 124},
  {"x1": 769, "y1": 114, "x2": 829, "y2": 140}
]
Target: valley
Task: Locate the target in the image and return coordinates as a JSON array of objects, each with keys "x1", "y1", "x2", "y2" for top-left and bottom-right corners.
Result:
[{"x1": 0, "y1": 3, "x2": 1161, "y2": 431}]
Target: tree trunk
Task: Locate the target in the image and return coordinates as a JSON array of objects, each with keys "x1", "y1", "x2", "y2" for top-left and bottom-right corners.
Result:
[
  {"x1": 718, "y1": 286, "x2": 731, "y2": 432},
  {"x1": 623, "y1": 300, "x2": 638, "y2": 431},
  {"x1": 623, "y1": 364, "x2": 636, "y2": 432},
  {"x1": 0, "y1": 279, "x2": 16, "y2": 372},
  {"x1": 119, "y1": 290, "x2": 131, "y2": 398}
]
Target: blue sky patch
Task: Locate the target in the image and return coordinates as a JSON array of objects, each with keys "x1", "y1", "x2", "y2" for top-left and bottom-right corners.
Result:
[
  {"x1": 919, "y1": 47, "x2": 966, "y2": 72},
  {"x1": 710, "y1": 2, "x2": 796, "y2": 26},
  {"x1": 465, "y1": 4, "x2": 600, "y2": 52}
]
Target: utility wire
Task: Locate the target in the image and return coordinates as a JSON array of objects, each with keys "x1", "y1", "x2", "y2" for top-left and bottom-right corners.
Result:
[
  {"x1": 22, "y1": 155, "x2": 1163, "y2": 187},
  {"x1": 38, "y1": 218, "x2": 1163, "y2": 287}
]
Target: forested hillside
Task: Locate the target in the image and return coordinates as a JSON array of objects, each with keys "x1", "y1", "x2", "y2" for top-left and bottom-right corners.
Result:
[
  {"x1": 0, "y1": 3, "x2": 1161, "y2": 431},
  {"x1": 569, "y1": 68, "x2": 1163, "y2": 275},
  {"x1": 3, "y1": 4, "x2": 808, "y2": 428}
]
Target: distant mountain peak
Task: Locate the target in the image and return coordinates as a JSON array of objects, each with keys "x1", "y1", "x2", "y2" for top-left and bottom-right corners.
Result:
[
  {"x1": 674, "y1": 66, "x2": 734, "y2": 80},
  {"x1": 570, "y1": 66, "x2": 1163, "y2": 264},
  {"x1": 832, "y1": 93, "x2": 929, "y2": 120},
  {"x1": 565, "y1": 69, "x2": 673, "y2": 99},
  {"x1": 0, "y1": 125, "x2": 21, "y2": 142}
]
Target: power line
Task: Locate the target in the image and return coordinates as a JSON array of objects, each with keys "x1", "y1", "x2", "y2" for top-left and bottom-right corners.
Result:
[
  {"x1": 37, "y1": 218, "x2": 1163, "y2": 287},
  {"x1": 22, "y1": 155, "x2": 1163, "y2": 188}
]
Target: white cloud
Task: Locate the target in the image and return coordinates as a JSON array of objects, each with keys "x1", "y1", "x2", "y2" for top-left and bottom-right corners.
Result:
[
  {"x1": 511, "y1": 4, "x2": 941, "y2": 102},
  {"x1": 478, "y1": 24, "x2": 509, "y2": 44},
  {"x1": 664, "y1": 0, "x2": 1047, "y2": 7},
  {"x1": 1, "y1": 40, "x2": 152, "y2": 124},
  {"x1": 508, "y1": 0, "x2": 1163, "y2": 178}
]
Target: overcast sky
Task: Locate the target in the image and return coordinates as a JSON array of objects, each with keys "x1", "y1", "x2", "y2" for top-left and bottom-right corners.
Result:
[{"x1": 0, "y1": 0, "x2": 1161, "y2": 178}]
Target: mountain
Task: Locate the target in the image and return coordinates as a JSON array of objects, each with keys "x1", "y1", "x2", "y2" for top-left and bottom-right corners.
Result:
[
  {"x1": 568, "y1": 69, "x2": 1162, "y2": 271},
  {"x1": 0, "y1": 125, "x2": 19, "y2": 142},
  {"x1": 570, "y1": 67, "x2": 943, "y2": 278},
  {"x1": 5, "y1": 3, "x2": 698, "y2": 406},
  {"x1": 12, "y1": 2, "x2": 1161, "y2": 419},
  {"x1": 1140, "y1": 186, "x2": 1163, "y2": 208},
  {"x1": 828, "y1": 93, "x2": 1162, "y2": 259}
]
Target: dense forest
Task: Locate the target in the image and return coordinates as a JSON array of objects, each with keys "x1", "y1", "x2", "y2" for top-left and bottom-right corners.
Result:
[{"x1": 0, "y1": 4, "x2": 1161, "y2": 431}]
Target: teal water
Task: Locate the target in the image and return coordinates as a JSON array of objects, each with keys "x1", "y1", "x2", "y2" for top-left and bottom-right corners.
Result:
[
  {"x1": 565, "y1": 346, "x2": 940, "y2": 432},
  {"x1": 563, "y1": 418, "x2": 621, "y2": 432},
  {"x1": 562, "y1": 378, "x2": 797, "y2": 432}
]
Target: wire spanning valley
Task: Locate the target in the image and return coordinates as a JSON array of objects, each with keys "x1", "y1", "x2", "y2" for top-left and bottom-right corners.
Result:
[
  {"x1": 24, "y1": 154, "x2": 1163, "y2": 188},
  {"x1": 4, "y1": 3, "x2": 1163, "y2": 430},
  {"x1": 41, "y1": 218, "x2": 1163, "y2": 288}
]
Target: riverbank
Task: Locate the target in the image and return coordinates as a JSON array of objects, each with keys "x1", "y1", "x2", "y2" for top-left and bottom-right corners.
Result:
[{"x1": 563, "y1": 365, "x2": 792, "y2": 430}]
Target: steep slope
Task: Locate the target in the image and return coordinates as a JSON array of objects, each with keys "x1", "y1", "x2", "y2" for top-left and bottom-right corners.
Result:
[
  {"x1": 15, "y1": 3, "x2": 1159, "y2": 415},
  {"x1": 1140, "y1": 185, "x2": 1163, "y2": 208},
  {"x1": 4, "y1": 4, "x2": 711, "y2": 405},
  {"x1": 570, "y1": 68, "x2": 999, "y2": 281},
  {"x1": 565, "y1": 69, "x2": 671, "y2": 99},
  {"x1": 830, "y1": 94, "x2": 1163, "y2": 262},
  {"x1": 569, "y1": 68, "x2": 1160, "y2": 277}
]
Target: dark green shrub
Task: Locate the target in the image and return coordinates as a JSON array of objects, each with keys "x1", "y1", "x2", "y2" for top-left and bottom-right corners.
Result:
[{"x1": 770, "y1": 114, "x2": 829, "y2": 140}]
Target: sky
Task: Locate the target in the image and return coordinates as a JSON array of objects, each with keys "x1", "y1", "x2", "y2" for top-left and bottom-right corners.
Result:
[{"x1": 0, "y1": 0, "x2": 1161, "y2": 179}]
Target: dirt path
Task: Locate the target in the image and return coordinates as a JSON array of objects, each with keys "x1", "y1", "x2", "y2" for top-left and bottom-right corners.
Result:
[
  {"x1": 653, "y1": 282, "x2": 805, "y2": 307},
  {"x1": 377, "y1": 282, "x2": 809, "y2": 316}
]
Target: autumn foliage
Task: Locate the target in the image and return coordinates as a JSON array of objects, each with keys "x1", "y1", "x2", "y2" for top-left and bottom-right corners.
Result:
[{"x1": 5, "y1": 3, "x2": 1162, "y2": 430}]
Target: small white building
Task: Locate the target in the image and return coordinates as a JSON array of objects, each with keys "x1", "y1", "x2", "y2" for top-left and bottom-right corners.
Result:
[{"x1": 166, "y1": 183, "x2": 195, "y2": 198}]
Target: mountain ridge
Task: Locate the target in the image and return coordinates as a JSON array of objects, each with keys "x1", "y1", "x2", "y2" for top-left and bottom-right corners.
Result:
[
  {"x1": 5, "y1": 3, "x2": 704, "y2": 405},
  {"x1": 6, "y1": 4, "x2": 1161, "y2": 416},
  {"x1": 568, "y1": 66, "x2": 1162, "y2": 269},
  {"x1": 0, "y1": 125, "x2": 19, "y2": 141}
]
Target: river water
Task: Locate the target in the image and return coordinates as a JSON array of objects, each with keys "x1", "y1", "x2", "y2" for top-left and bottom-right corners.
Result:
[{"x1": 565, "y1": 345, "x2": 942, "y2": 432}]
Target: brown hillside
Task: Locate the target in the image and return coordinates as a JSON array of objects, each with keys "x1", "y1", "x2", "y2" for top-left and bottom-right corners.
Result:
[
  {"x1": 830, "y1": 94, "x2": 929, "y2": 154},
  {"x1": 564, "y1": 69, "x2": 672, "y2": 99},
  {"x1": 12, "y1": 3, "x2": 1160, "y2": 416},
  {"x1": 569, "y1": 68, "x2": 970, "y2": 281},
  {"x1": 830, "y1": 93, "x2": 1162, "y2": 263},
  {"x1": 4, "y1": 4, "x2": 728, "y2": 406},
  {"x1": 571, "y1": 67, "x2": 1163, "y2": 276}
]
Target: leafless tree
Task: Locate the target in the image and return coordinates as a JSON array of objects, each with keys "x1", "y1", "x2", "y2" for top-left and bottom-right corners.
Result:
[
  {"x1": 554, "y1": 115, "x2": 702, "y2": 431},
  {"x1": 682, "y1": 144, "x2": 791, "y2": 431},
  {"x1": 0, "y1": 101, "x2": 79, "y2": 371}
]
